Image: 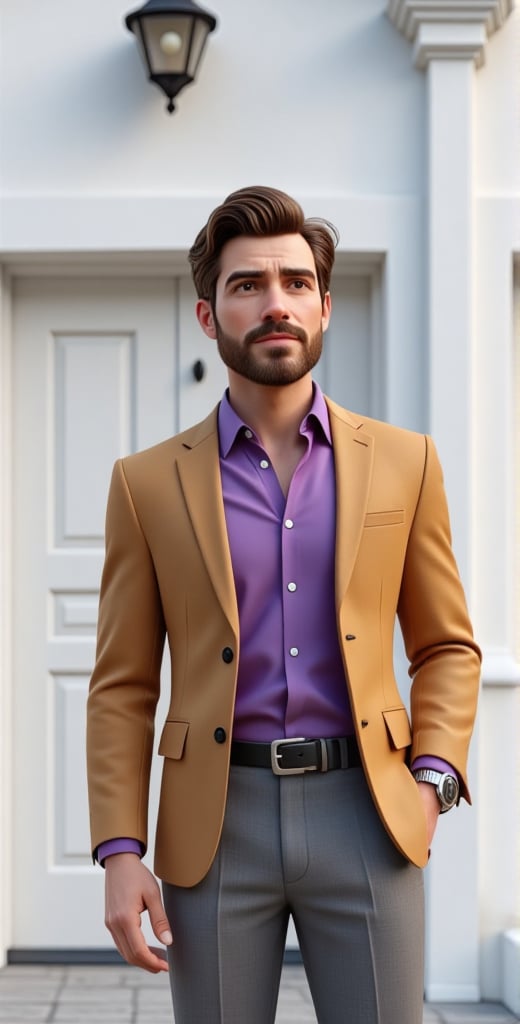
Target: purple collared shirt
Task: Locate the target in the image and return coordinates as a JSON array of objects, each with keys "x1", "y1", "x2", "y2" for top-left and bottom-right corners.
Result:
[
  {"x1": 97, "y1": 386, "x2": 454, "y2": 863},
  {"x1": 218, "y1": 385, "x2": 352, "y2": 741}
]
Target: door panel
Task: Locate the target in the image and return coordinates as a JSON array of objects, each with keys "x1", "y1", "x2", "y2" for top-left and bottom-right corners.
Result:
[
  {"x1": 314, "y1": 273, "x2": 379, "y2": 415},
  {"x1": 178, "y1": 275, "x2": 228, "y2": 429},
  {"x1": 12, "y1": 277, "x2": 183, "y2": 946}
]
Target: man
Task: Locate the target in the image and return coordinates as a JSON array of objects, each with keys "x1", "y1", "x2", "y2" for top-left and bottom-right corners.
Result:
[{"x1": 87, "y1": 185, "x2": 481, "y2": 1023}]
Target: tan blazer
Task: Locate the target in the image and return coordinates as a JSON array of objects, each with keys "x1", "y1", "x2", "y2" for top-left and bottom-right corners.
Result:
[{"x1": 87, "y1": 397, "x2": 481, "y2": 885}]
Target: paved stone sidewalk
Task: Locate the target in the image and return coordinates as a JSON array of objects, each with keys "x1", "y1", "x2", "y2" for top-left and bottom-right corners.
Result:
[{"x1": 0, "y1": 964, "x2": 518, "y2": 1023}]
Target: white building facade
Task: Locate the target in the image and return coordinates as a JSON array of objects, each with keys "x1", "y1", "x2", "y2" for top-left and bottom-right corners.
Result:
[{"x1": 0, "y1": 0, "x2": 518, "y2": 1011}]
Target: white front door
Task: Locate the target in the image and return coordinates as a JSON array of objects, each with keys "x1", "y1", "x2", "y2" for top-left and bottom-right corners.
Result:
[{"x1": 10, "y1": 270, "x2": 375, "y2": 950}]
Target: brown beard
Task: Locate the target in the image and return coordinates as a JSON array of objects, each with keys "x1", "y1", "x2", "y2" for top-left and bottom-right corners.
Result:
[{"x1": 215, "y1": 319, "x2": 323, "y2": 386}]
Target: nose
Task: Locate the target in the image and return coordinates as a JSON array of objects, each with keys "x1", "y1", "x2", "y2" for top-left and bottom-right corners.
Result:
[{"x1": 261, "y1": 284, "x2": 290, "y2": 322}]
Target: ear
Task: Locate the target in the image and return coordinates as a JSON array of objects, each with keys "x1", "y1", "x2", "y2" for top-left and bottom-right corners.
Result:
[
  {"x1": 196, "y1": 299, "x2": 217, "y2": 339},
  {"x1": 321, "y1": 292, "x2": 332, "y2": 332}
]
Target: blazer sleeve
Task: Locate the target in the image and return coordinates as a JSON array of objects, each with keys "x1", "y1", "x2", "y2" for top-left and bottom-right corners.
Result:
[
  {"x1": 86, "y1": 459, "x2": 166, "y2": 856},
  {"x1": 397, "y1": 436, "x2": 481, "y2": 801}
]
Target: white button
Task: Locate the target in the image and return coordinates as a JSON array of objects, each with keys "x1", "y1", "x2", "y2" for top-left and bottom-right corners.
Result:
[
  {"x1": 287, "y1": 582, "x2": 297, "y2": 592},
  {"x1": 260, "y1": 459, "x2": 269, "y2": 469},
  {"x1": 244, "y1": 429, "x2": 253, "y2": 439},
  {"x1": 290, "y1": 647, "x2": 299, "y2": 657},
  {"x1": 284, "y1": 518, "x2": 294, "y2": 529}
]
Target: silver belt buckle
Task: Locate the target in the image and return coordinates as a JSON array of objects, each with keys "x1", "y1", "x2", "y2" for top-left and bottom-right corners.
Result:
[{"x1": 271, "y1": 737, "x2": 312, "y2": 775}]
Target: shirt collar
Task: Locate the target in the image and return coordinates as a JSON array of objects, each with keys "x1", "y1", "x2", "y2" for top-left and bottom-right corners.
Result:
[{"x1": 218, "y1": 382, "x2": 332, "y2": 458}]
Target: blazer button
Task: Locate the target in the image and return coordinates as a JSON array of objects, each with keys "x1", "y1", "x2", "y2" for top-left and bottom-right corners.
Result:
[
  {"x1": 222, "y1": 647, "x2": 234, "y2": 664},
  {"x1": 214, "y1": 727, "x2": 227, "y2": 744}
]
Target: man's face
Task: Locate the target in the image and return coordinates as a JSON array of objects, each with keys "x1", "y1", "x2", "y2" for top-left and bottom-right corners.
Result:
[{"x1": 196, "y1": 234, "x2": 331, "y2": 387}]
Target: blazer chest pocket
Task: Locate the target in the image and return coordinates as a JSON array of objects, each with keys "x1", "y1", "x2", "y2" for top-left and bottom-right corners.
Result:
[
  {"x1": 382, "y1": 707, "x2": 412, "y2": 750},
  {"x1": 364, "y1": 510, "x2": 405, "y2": 528},
  {"x1": 158, "y1": 720, "x2": 189, "y2": 760}
]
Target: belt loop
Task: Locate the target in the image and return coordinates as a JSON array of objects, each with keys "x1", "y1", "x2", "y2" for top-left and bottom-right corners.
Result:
[{"x1": 319, "y1": 738, "x2": 329, "y2": 772}]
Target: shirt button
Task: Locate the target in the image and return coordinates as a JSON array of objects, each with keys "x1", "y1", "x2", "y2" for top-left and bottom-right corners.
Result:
[
  {"x1": 260, "y1": 459, "x2": 269, "y2": 469},
  {"x1": 222, "y1": 647, "x2": 234, "y2": 663},
  {"x1": 284, "y1": 519, "x2": 294, "y2": 529},
  {"x1": 290, "y1": 647, "x2": 299, "y2": 657},
  {"x1": 214, "y1": 727, "x2": 227, "y2": 744},
  {"x1": 287, "y1": 582, "x2": 297, "y2": 592},
  {"x1": 244, "y1": 429, "x2": 253, "y2": 439}
]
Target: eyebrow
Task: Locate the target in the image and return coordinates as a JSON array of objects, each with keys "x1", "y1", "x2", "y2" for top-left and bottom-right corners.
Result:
[{"x1": 224, "y1": 267, "x2": 317, "y2": 288}]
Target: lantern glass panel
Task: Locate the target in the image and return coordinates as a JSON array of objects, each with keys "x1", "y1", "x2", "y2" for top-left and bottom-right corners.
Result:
[
  {"x1": 186, "y1": 17, "x2": 212, "y2": 77},
  {"x1": 142, "y1": 15, "x2": 192, "y2": 74}
]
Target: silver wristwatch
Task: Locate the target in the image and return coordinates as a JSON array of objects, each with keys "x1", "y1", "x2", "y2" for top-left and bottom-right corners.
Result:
[{"x1": 412, "y1": 769, "x2": 459, "y2": 813}]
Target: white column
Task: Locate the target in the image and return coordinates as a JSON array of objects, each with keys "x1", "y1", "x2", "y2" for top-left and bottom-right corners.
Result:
[
  {"x1": 386, "y1": 0, "x2": 514, "y2": 1003},
  {"x1": 425, "y1": 63, "x2": 479, "y2": 996},
  {"x1": 0, "y1": 267, "x2": 13, "y2": 967}
]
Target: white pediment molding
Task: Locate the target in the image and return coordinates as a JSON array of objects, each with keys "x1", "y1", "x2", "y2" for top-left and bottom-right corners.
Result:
[{"x1": 386, "y1": 0, "x2": 514, "y2": 67}]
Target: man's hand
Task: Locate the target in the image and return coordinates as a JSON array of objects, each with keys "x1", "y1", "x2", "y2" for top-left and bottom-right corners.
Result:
[
  {"x1": 416, "y1": 781, "x2": 441, "y2": 848},
  {"x1": 104, "y1": 853, "x2": 172, "y2": 973}
]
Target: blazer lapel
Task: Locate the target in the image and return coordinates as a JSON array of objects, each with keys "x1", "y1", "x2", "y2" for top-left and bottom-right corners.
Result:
[
  {"x1": 175, "y1": 410, "x2": 239, "y2": 637},
  {"x1": 326, "y1": 399, "x2": 374, "y2": 606}
]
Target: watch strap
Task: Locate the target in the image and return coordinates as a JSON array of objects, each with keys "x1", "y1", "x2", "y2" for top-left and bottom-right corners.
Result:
[{"x1": 413, "y1": 768, "x2": 443, "y2": 786}]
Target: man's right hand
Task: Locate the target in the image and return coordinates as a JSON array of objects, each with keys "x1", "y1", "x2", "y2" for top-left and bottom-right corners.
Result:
[{"x1": 104, "y1": 853, "x2": 172, "y2": 973}]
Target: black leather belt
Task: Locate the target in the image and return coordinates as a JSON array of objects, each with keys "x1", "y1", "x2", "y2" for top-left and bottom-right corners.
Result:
[{"x1": 230, "y1": 736, "x2": 360, "y2": 775}]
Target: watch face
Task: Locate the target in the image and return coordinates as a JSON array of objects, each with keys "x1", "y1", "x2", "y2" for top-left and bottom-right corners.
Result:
[{"x1": 440, "y1": 775, "x2": 458, "y2": 806}]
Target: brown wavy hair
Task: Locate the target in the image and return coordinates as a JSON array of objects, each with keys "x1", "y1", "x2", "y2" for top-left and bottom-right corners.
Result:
[{"x1": 188, "y1": 185, "x2": 339, "y2": 307}]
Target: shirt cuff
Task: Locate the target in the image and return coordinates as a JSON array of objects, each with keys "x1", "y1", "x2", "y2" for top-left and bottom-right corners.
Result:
[
  {"x1": 96, "y1": 838, "x2": 144, "y2": 866},
  {"x1": 411, "y1": 755, "x2": 458, "y2": 778}
]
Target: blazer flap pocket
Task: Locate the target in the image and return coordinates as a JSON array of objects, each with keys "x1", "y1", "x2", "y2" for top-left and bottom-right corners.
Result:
[
  {"x1": 158, "y1": 720, "x2": 189, "y2": 760},
  {"x1": 364, "y1": 510, "x2": 404, "y2": 528},
  {"x1": 382, "y1": 707, "x2": 412, "y2": 750}
]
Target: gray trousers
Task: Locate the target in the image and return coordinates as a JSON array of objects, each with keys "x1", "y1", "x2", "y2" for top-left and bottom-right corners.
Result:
[{"x1": 163, "y1": 764, "x2": 424, "y2": 1023}]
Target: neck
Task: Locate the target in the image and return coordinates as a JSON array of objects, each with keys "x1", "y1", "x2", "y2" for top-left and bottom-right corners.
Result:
[{"x1": 227, "y1": 373, "x2": 314, "y2": 447}]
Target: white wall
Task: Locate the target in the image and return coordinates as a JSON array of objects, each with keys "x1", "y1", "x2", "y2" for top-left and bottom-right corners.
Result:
[
  {"x1": 475, "y1": 3, "x2": 520, "y2": 194},
  {"x1": 0, "y1": 0, "x2": 424, "y2": 199}
]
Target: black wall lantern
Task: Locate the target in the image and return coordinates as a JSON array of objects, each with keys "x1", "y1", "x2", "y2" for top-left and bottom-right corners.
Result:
[{"x1": 125, "y1": 0, "x2": 217, "y2": 114}]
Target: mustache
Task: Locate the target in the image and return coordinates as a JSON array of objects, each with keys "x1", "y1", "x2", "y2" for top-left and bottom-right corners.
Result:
[{"x1": 245, "y1": 322, "x2": 307, "y2": 345}]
